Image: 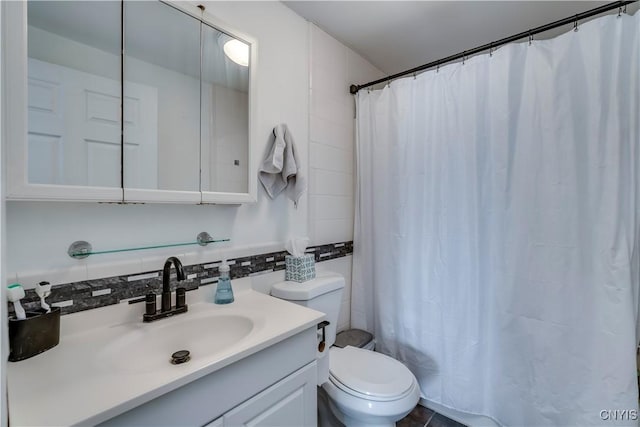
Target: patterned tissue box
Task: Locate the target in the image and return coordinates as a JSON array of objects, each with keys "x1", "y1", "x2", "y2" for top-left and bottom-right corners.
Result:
[{"x1": 285, "y1": 254, "x2": 316, "y2": 282}]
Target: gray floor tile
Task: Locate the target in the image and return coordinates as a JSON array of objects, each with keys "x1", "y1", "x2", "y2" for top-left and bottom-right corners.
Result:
[
  {"x1": 427, "y1": 412, "x2": 467, "y2": 427},
  {"x1": 398, "y1": 404, "x2": 436, "y2": 426}
]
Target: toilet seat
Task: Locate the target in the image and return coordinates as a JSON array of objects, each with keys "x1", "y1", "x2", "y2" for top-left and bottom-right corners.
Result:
[{"x1": 329, "y1": 346, "x2": 416, "y2": 402}]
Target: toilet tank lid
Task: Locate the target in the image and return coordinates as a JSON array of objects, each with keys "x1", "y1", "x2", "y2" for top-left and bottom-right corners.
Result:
[{"x1": 271, "y1": 272, "x2": 345, "y2": 300}]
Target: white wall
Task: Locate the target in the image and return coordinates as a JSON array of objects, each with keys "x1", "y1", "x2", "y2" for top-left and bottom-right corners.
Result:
[
  {"x1": 308, "y1": 24, "x2": 384, "y2": 330},
  {"x1": 7, "y1": 1, "x2": 309, "y2": 285}
]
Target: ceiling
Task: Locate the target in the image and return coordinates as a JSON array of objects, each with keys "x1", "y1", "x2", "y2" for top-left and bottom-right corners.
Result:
[{"x1": 284, "y1": 1, "x2": 638, "y2": 77}]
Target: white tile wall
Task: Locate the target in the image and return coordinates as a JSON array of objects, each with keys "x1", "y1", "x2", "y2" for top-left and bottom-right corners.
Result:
[
  {"x1": 310, "y1": 26, "x2": 348, "y2": 75},
  {"x1": 310, "y1": 90, "x2": 352, "y2": 126},
  {"x1": 311, "y1": 195, "x2": 353, "y2": 221},
  {"x1": 308, "y1": 24, "x2": 383, "y2": 330},
  {"x1": 315, "y1": 219, "x2": 353, "y2": 244},
  {"x1": 310, "y1": 169, "x2": 353, "y2": 197},
  {"x1": 310, "y1": 116, "x2": 353, "y2": 151},
  {"x1": 310, "y1": 143, "x2": 353, "y2": 173}
]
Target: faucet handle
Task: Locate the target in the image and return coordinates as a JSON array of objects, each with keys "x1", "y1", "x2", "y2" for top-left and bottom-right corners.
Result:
[
  {"x1": 176, "y1": 288, "x2": 186, "y2": 309},
  {"x1": 145, "y1": 293, "x2": 157, "y2": 316}
]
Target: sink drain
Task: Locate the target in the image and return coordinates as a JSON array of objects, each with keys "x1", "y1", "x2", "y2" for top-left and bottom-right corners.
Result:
[{"x1": 170, "y1": 350, "x2": 190, "y2": 365}]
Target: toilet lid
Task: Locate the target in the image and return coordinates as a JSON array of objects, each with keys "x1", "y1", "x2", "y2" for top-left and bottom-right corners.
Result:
[{"x1": 329, "y1": 346, "x2": 415, "y2": 400}]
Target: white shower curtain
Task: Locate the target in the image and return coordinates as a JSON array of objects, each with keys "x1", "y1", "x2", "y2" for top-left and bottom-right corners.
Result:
[{"x1": 352, "y1": 12, "x2": 639, "y2": 427}]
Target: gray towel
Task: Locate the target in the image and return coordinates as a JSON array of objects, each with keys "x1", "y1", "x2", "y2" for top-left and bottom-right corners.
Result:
[{"x1": 259, "y1": 124, "x2": 306, "y2": 207}]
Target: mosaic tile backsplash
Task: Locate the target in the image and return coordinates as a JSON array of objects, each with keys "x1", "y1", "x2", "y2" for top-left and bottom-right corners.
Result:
[{"x1": 9, "y1": 241, "x2": 353, "y2": 317}]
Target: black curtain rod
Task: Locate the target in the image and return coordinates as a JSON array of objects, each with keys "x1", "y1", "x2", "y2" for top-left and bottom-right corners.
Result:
[{"x1": 349, "y1": 0, "x2": 637, "y2": 94}]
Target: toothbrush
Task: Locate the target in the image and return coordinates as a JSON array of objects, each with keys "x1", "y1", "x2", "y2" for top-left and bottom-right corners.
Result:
[
  {"x1": 7, "y1": 283, "x2": 26, "y2": 320},
  {"x1": 35, "y1": 281, "x2": 52, "y2": 313}
]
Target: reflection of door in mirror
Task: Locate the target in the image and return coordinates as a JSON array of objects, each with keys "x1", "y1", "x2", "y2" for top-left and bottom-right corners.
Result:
[
  {"x1": 124, "y1": 1, "x2": 200, "y2": 193},
  {"x1": 201, "y1": 23, "x2": 250, "y2": 194},
  {"x1": 27, "y1": 1, "x2": 126, "y2": 188},
  {"x1": 28, "y1": 58, "x2": 158, "y2": 188}
]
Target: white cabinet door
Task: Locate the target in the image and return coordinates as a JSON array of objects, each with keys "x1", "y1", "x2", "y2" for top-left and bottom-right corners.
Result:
[
  {"x1": 3, "y1": 2, "x2": 121, "y2": 201},
  {"x1": 223, "y1": 362, "x2": 317, "y2": 427}
]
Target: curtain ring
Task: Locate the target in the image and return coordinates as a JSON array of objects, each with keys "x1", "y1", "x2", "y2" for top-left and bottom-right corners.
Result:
[
  {"x1": 489, "y1": 42, "x2": 493, "y2": 57},
  {"x1": 387, "y1": 77, "x2": 391, "y2": 88},
  {"x1": 573, "y1": 15, "x2": 579, "y2": 32},
  {"x1": 624, "y1": 4, "x2": 627, "y2": 14},
  {"x1": 462, "y1": 51, "x2": 466, "y2": 65},
  {"x1": 528, "y1": 31, "x2": 533, "y2": 46},
  {"x1": 436, "y1": 64, "x2": 440, "y2": 73},
  {"x1": 413, "y1": 72, "x2": 417, "y2": 80},
  {"x1": 618, "y1": 6, "x2": 622, "y2": 17}
]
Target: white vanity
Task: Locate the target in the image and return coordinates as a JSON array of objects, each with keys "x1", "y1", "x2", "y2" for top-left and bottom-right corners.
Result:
[{"x1": 7, "y1": 283, "x2": 324, "y2": 426}]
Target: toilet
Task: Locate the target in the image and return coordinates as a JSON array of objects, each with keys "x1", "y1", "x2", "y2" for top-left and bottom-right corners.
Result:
[{"x1": 271, "y1": 272, "x2": 420, "y2": 427}]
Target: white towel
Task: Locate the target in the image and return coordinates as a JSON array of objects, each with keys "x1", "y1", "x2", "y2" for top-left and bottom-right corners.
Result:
[{"x1": 259, "y1": 124, "x2": 306, "y2": 207}]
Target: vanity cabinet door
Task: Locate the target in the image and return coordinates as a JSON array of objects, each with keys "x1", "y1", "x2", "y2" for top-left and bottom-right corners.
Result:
[{"x1": 223, "y1": 362, "x2": 317, "y2": 427}]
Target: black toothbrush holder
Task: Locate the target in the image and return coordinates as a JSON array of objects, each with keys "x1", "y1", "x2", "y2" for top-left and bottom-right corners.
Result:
[{"x1": 8, "y1": 307, "x2": 60, "y2": 362}]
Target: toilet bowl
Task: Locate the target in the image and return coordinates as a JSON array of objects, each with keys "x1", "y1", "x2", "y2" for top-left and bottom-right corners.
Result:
[{"x1": 271, "y1": 273, "x2": 420, "y2": 426}]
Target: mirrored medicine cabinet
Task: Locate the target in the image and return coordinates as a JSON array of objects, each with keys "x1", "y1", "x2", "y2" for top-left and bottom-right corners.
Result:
[{"x1": 4, "y1": 0, "x2": 257, "y2": 204}]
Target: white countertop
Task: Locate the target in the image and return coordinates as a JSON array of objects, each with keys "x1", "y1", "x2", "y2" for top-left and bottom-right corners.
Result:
[{"x1": 7, "y1": 283, "x2": 324, "y2": 426}]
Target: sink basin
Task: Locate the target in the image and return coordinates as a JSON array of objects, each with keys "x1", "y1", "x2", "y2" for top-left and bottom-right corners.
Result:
[{"x1": 98, "y1": 312, "x2": 254, "y2": 373}]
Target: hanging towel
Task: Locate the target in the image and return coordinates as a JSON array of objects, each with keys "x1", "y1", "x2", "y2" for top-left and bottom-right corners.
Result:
[{"x1": 259, "y1": 124, "x2": 306, "y2": 207}]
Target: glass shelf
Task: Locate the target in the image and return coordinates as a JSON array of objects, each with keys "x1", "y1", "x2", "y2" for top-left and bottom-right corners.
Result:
[{"x1": 68, "y1": 232, "x2": 229, "y2": 259}]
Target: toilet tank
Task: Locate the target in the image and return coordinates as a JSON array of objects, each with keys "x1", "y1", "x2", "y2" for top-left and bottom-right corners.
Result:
[{"x1": 271, "y1": 272, "x2": 345, "y2": 349}]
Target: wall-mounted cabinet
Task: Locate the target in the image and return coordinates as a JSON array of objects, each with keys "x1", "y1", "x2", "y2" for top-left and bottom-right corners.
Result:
[{"x1": 3, "y1": 1, "x2": 257, "y2": 204}]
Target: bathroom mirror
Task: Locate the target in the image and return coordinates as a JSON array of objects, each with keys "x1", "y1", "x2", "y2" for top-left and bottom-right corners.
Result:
[
  {"x1": 10, "y1": 0, "x2": 256, "y2": 203},
  {"x1": 201, "y1": 21, "x2": 250, "y2": 194},
  {"x1": 123, "y1": 1, "x2": 201, "y2": 194},
  {"x1": 26, "y1": 1, "x2": 122, "y2": 188}
]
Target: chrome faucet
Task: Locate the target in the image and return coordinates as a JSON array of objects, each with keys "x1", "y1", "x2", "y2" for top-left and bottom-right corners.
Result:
[
  {"x1": 143, "y1": 256, "x2": 188, "y2": 322},
  {"x1": 162, "y1": 256, "x2": 185, "y2": 312}
]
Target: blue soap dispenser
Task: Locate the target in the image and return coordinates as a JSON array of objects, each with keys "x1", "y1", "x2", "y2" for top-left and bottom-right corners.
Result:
[{"x1": 214, "y1": 261, "x2": 234, "y2": 304}]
